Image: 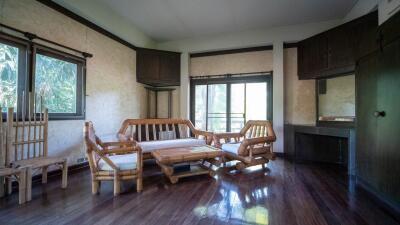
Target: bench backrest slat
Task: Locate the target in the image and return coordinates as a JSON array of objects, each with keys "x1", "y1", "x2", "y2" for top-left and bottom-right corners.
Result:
[{"x1": 119, "y1": 119, "x2": 198, "y2": 142}]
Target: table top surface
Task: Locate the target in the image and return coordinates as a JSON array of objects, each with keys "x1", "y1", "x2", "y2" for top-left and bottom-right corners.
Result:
[{"x1": 151, "y1": 145, "x2": 223, "y2": 164}]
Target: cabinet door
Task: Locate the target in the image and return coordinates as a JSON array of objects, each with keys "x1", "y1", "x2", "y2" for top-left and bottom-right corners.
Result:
[
  {"x1": 137, "y1": 49, "x2": 160, "y2": 84},
  {"x1": 327, "y1": 25, "x2": 354, "y2": 71},
  {"x1": 379, "y1": 7, "x2": 400, "y2": 47},
  {"x1": 356, "y1": 53, "x2": 378, "y2": 189},
  {"x1": 350, "y1": 11, "x2": 378, "y2": 59},
  {"x1": 376, "y1": 39, "x2": 400, "y2": 203},
  {"x1": 159, "y1": 52, "x2": 180, "y2": 85},
  {"x1": 298, "y1": 34, "x2": 328, "y2": 79}
]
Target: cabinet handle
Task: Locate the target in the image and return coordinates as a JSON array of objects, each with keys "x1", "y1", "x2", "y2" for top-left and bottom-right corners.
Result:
[{"x1": 374, "y1": 111, "x2": 386, "y2": 117}]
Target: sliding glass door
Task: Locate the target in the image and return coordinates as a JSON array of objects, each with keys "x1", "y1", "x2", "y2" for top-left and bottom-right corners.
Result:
[
  {"x1": 191, "y1": 74, "x2": 272, "y2": 132},
  {"x1": 230, "y1": 83, "x2": 245, "y2": 132}
]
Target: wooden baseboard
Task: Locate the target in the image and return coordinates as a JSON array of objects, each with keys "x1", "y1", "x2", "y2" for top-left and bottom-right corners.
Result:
[{"x1": 356, "y1": 177, "x2": 400, "y2": 222}]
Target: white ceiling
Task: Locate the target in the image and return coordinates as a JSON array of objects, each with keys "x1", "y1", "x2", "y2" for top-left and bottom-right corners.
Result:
[{"x1": 73, "y1": 0, "x2": 358, "y2": 42}]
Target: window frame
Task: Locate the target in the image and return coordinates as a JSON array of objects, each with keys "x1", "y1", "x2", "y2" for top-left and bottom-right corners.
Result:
[
  {"x1": 0, "y1": 32, "x2": 86, "y2": 121},
  {"x1": 0, "y1": 33, "x2": 29, "y2": 120},
  {"x1": 33, "y1": 45, "x2": 86, "y2": 120},
  {"x1": 190, "y1": 74, "x2": 273, "y2": 132}
]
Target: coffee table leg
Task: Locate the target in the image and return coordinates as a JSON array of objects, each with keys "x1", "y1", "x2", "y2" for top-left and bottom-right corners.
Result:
[
  {"x1": 169, "y1": 176, "x2": 179, "y2": 184},
  {"x1": 209, "y1": 170, "x2": 216, "y2": 177},
  {"x1": 199, "y1": 163, "x2": 216, "y2": 177},
  {"x1": 157, "y1": 162, "x2": 177, "y2": 183}
]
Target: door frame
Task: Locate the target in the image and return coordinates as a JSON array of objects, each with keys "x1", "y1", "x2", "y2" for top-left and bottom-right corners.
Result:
[{"x1": 189, "y1": 72, "x2": 273, "y2": 132}]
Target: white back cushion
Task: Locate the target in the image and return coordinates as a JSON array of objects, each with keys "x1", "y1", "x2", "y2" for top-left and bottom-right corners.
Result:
[{"x1": 138, "y1": 138, "x2": 206, "y2": 153}]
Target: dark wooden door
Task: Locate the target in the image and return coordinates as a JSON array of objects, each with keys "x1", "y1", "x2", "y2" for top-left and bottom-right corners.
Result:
[
  {"x1": 356, "y1": 36, "x2": 400, "y2": 207},
  {"x1": 137, "y1": 49, "x2": 160, "y2": 84},
  {"x1": 375, "y1": 39, "x2": 400, "y2": 203},
  {"x1": 356, "y1": 52, "x2": 379, "y2": 190},
  {"x1": 298, "y1": 34, "x2": 328, "y2": 79}
]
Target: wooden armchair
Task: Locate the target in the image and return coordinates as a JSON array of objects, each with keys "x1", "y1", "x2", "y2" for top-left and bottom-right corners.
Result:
[
  {"x1": 213, "y1": 120, "x2": 276, "y2": 170},
  {"x1": 84, "y1": 122, "x2": 142, "y2": 196}
]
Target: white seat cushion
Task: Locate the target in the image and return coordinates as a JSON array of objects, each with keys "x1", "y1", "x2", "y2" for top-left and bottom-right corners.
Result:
[
  {"x1": 138, "y1": 138, "x2": 206, "y2": 153},
  {"x1": 221, "y1": 142, "x2": 241, "y2": 155},
  {"x1": 98, "y1": 153, "x2": 137, "y2": 171}
]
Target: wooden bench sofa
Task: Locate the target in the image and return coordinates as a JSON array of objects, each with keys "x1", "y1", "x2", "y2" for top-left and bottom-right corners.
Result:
[{"x1": 117, "y1": 119, "x2": 214, "y2": 160}]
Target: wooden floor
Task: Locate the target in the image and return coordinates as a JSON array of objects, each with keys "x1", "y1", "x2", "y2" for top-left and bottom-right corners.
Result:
[{"x1": 0, "y1": 158, "x2": 399, "y2": 225}]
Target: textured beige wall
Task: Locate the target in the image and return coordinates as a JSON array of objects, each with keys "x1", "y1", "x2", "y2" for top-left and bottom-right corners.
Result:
[
  {"x1": 190, "y1": 50, "x2": 273, "y2": 76},
  {"x1": 284, "y1": 48, "x2": 316, "y2": 125},
  {"x1": 156, "y1": 89, "x2": 180, "y2": 118},
  {"x1": 319, "y1": 75, "x2": 355, "y2": 117},
  {"x1": 1, "y1": 0, "x2": 147, "y2": 165}
]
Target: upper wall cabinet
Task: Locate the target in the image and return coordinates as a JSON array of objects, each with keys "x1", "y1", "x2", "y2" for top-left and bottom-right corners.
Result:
[
  {"x1": 298, "y1": 11, "x2": 378, "y2": 80},
  {"x1": 137, "y1": 48, "x2": 181, "y2": 86},
  {"x1": 379, "y1": 9, "x2": 400, "y2": 48},
  {"x1": 298, "y1": 33, "x2": 328, "y2": 79}
]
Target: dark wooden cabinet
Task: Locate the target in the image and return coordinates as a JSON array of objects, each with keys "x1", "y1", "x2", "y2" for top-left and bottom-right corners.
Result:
[
  {"x1": 327, "y1": 24, "x2": 354, "y2": 71},
  {"x1": 349, "y1": 11, "x2": 379, "y2": 59},
  {"x1": 379, "y1": 10, "x2": 400, "y2": 49},
  {"x1": 298, "y1": 11, "x2": 378, "y2": 79},
  {"x1": 356, "y1": 19, "x2": 400, "y2": 209},
  {"x1": 284, "y1": 124, "x2": 356, "y2": 174},
  {"x1": 159, "y1": 51, "x2": 180, "y2": 84},
  {"x1": 137, "y1": 48, "x2": 181, "y2": 86},
  {"x1": 137, "y1": 49, "x2": 160, "y2": 83},
  {"x1": 298, "y1": 34, "x2": 328, "y2": 79}
]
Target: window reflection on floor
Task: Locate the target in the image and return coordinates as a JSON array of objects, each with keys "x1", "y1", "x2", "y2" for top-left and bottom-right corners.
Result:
[{"x1": 193, "y1": 180, "x2": 269, "y2": 225}]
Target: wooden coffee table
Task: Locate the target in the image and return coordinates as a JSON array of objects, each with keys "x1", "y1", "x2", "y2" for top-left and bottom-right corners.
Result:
[{"x1": 151, "y1": 145, "x2": 223, "y2": 184}]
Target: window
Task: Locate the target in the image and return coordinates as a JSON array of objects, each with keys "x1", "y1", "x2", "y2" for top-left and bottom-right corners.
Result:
[
  {"x1": 190, "y1": 74, "x2": 272, "y2": 132},
  {"x1": 0, "y1": 42, "x2": 19, "y2": 111},
  {"x1": 0, "y1": 38, "x2": 28, "y2": 114},
  {"x1": 34, "y1": 49, "x2": 85, "y2": 119},
  {"x1": 1, "y1": 33, "x2": 86, "y2": 120}
]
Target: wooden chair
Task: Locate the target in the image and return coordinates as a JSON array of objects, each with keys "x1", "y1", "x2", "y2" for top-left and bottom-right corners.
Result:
[
  {"x1": 213, "y1": 120, "x2": 276, "y2": 170},
  {"x1": 5, "y1": 106, "x2": 68, "y2": 201},
  {"x1": 84, "y1": 121, "x2": 142, "y2": 196},
  {"x1": 1, "y1": 107, "x2": 30, "y2": 204}
]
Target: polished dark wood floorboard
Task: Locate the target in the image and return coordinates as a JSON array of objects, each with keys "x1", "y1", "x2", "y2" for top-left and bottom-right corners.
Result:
[{"x1": 0, "y1": 158, "x2": 399, "y2": 225}]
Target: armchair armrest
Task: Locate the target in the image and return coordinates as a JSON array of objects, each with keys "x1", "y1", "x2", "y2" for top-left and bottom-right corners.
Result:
[
  {"x1": 102, "y1": 146, "x2": 140, "y2": 155},
  {"x1": 241, "y1": 136, "x2": 275, "y2": 147},
  {"x1": 238, "y1": 136, "x2": 276, "y2": 156},
  {"x1": 117, "y1": 133, "x2": 133, "y2": 142},
  {"x1": 95, "y1": 146, "x2": 142, "y2": 171},
  {"x1": 192, "y1": 129, "x2": 214, "y2": 145},
  {"x1": 98, "y1": 134, "x2": 136, "y2": 149},
  {"x1": 214, "y1": 132, "x2": 242, "y2": 139},
  {"x1": 213, "y1": 132, "x2": 242, "y2": 148}
]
